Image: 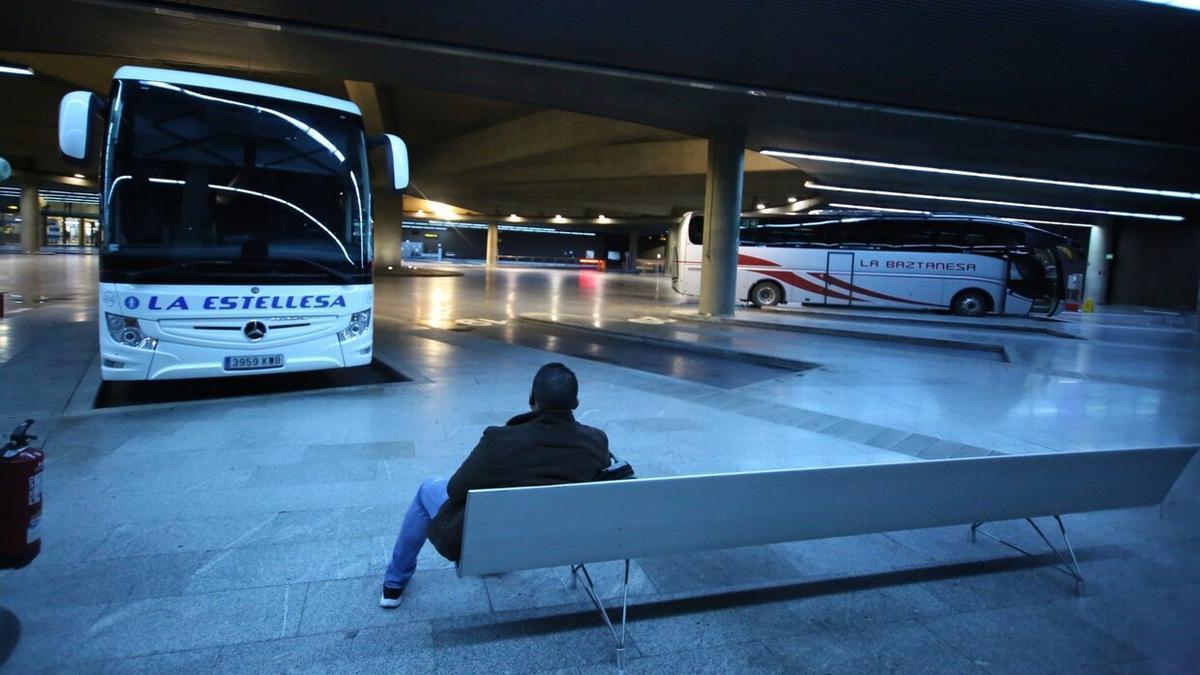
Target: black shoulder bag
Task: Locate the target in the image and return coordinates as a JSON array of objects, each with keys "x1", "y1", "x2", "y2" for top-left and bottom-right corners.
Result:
[{"x1": 597, "y1": 451, "x2": 635, "y2": 481}]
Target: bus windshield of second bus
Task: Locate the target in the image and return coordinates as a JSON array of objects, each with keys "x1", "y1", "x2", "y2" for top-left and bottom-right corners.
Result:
[{"x1": 669, "y1": 212, "x2": 1083, "y2": 317}]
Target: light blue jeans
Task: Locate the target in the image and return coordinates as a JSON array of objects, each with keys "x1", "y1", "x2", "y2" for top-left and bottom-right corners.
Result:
[{"x1": 384, "y1": 477, "x2": 450, "y2": 590}]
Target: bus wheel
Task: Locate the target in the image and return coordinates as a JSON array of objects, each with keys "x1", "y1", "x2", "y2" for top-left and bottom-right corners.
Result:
[
  {"x1": 750, "y1": 281, "x2": 784, "y2": 307},
  {"x1": 951, "y1": 289, "x2": 991, "y2": 317}
]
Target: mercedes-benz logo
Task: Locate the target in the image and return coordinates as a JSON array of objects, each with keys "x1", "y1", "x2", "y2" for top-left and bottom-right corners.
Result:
[{"x1": 243, "y1": 321, "x2": 268, "y2": 342}]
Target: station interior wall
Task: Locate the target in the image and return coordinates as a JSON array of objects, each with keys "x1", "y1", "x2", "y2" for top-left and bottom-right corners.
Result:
[{"x1": 1109, "y1": 221, "x2": 1200, "y2": 309}]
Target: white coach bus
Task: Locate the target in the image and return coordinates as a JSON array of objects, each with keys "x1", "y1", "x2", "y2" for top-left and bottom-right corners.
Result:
[
  {"x1": 669, "y1": 211, "x2": 1084, "y2": 317},
  {"x1": 58, "y1": 67, "x2": 408, "y2": 380}
]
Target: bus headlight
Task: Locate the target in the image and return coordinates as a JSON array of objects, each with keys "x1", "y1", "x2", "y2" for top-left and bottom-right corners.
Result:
[
  {"x1": 338, "y1": 310, "x2": 371, "y2": 341},
  {"x1": 105, "y1": 313, "x2": 158, "y2": 350}
]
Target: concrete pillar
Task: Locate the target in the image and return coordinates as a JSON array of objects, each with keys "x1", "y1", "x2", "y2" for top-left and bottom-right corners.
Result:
[
  {"x1": 626, "y1": 230, "x2": 639, "y2": 271},
  {"x1": 19, "y1": 182, "x2": 40, "y2": 253},
  {"x1": 486, "y1": 222, "x2": 499, "y2": 268},
  {"x1": 372, "y1": 192, "x2": 404, "y2": 271},
  {"x1": 698, "y1": 131, "x2": 745, "y2": 317},
  {"x1": 1084, "y1": 219, "x2": 1110, "y2": 308}
]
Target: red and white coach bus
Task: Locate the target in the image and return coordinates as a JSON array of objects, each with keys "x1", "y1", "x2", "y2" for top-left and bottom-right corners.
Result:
[{"x1": 668, "y1": 211, "x2": 1084, "y2": 317}]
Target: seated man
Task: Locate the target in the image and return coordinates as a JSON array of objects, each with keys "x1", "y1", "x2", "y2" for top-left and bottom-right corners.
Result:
[{"x1": 381, "y1": 362, "x2": 609, "y2": 607}]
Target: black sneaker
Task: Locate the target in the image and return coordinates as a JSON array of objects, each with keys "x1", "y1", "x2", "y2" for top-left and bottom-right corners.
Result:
[{"x1": 379, "y1": 585, "x2": 404, "y2": 609}]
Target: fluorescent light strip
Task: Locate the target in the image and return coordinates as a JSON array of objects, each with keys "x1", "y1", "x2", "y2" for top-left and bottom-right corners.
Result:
[
  {"x1": 826, "y1": 203, "x2": 929, "y2": 214},
  {"x1": 402, "y1": 220, "x2": 596, "y2": 237},
  {"x1": 806, "y1": 183, "x2": 1184, "y2": 221},
  {"x1": 1000, "y1": 217, "x2": 1092, "y2": 229},
  {"x1": 765, "y1": 150, "x2": 1200, "y2": 200},
  {"x1": 0, "y1": 65, "x2": 35, "y2": 76},
  {"x1": 1134, "y1": 0, "x2": 1200, "y2": 12},
  {"x1": 824, "y1": 204, "x2": 1092, "y2": 229}
]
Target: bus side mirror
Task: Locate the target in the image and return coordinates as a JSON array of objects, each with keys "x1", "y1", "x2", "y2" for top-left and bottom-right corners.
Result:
[
  {"x1": 381, "y1": 133, "x2": 408, "y2": 192},
  {"x1": 58, "y1": 91, "x2": 103, "y2": 165}
]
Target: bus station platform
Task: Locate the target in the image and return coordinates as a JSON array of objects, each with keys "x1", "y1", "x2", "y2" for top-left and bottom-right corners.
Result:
[{"x1": 1, "y1": 259, "x2": 1198, "y2": 673}]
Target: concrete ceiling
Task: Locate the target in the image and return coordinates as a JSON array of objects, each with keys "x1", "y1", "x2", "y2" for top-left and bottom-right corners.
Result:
[
  {"x1": 0, "y1": 50, "x2": 805, "y2": 218},
  {"x1": 2, "y1": 0, "x2": 1197, "y2": 226}
]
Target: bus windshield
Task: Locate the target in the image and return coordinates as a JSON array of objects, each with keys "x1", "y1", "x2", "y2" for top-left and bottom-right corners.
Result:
[{"x1": 101, "y1": 78, "x2": 372, "y2": 285}]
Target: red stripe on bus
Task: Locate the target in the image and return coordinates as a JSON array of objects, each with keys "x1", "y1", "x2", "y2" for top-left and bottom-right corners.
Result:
[
  {"x1": 812, "y1": 272, "x2": 942, "y2": 307},
  {"x1": 737, "y1": 253, "x2": 780, "y2": 267},
  {"x1": 758, "y1": 269, "x2": 856, "y2": 301}
]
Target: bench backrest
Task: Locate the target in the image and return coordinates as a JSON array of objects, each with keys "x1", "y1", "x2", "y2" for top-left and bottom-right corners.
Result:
[{"x1": 457, "y1": 446, "x2": 1196, "y2": 576}]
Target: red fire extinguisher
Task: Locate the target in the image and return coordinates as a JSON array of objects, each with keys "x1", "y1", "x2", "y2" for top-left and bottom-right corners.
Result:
[{"x1": 1, "y1": 419, "x2": 42, "y2": 570}]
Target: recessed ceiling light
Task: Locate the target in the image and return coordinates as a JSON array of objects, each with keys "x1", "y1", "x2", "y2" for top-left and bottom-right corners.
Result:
[
  {"x1": 806, "y1": 183, "x2": 1184, "y2": 222},
  {"x1": 755, "y1": 203, "x2": 766, "y2": 210},
  {"x1": 763, "y1": 150, "x2": 1200, "y2": 201},
  {"x1": 786, "y1": 196, "x2": 798, "y2": 203},
  {"x1": 73, "y1": 173, "x2": 85, "y2": 179}
]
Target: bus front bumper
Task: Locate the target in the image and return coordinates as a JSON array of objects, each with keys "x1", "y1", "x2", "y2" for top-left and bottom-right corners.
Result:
[{"x1": 100, "y1": 330, "x2": 373, "y2": 381}]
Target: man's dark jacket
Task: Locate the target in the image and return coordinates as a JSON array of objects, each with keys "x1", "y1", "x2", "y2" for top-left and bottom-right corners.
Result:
[{"x1": 426, "y1": 409, "x2": 609, "y2": 561}]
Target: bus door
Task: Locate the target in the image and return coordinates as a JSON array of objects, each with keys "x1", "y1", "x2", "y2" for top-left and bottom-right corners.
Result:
[
  {"x1": 824, "y1": 252, "x2": 854, "y2": 306},
  {"x1": 666, "y1": 228, "x2": 679, "y2": 282}
]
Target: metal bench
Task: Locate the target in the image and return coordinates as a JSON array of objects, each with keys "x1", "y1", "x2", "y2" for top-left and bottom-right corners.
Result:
[{"x1": 457, "y1": 446, "x2": 1196, "y2": 668}]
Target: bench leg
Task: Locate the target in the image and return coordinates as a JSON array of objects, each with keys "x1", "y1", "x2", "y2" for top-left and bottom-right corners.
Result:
[
  {"x1": 571, "y1": 560, "x2": 631, "y2": 671},
  {"x1": 969, "y1": 516, "x2": 1085, "y2": 594}
]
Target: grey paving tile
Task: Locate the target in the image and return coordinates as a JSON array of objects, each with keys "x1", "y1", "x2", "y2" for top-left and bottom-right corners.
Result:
[
  {"x1": 952, "y1": 444, "x2": 993, "y2": 458},
  {"x1": 885, "y1": 523, "x2": 1029, "y2": 565},
  {"x1": 0, "y1": 603, "x2": 110, "y2": 673},
  {"x1": 863, "y1": 427, "x2": 913, "y2": 450},
  {"x1": 765, "y1": 620, "x2": 985, "y2": 674},
  {"x1": 917, "y1": 565, "x2": 1077, "y2": 612},
  {"x1": 610, "y1": 416, "x2": 697, "y2": 432},
  {"x1": 637, "y1": 547, "x2": 803, "y2": 594},
  {"x1": 580, "y1": 640, "x2": 786, "y2": 674},
  {"x1": 484, "y1": 561, "x2": 658, "y2": 613},
  {"x1": 773, "y1": 533, "x2": 937, "y2": 577},
  {"x1": 303, "y1": 440, "x2": 415, "y2": 461},
  {"x1": 782, "y1": 583, "x2": 956, "y2": 633},
  {"x1": 91, "y1": 513, "x2": 277, "y2": 560},
  {"x1": 3, "y1": 551, "x2": 204, "y2": 610},
  {"x1": 791, "y1": 412, "x2": 843, "y2": 432},
  {"x1": 891, "y1": 434, "x2": 938, "y2": 458},
  {"x1": 175, "y1": 482, "x2": 405, "y2": 519},
  {"x1": 919, "y1": 603, "x2": 1144, "y2": 674},
  {"x1": 622, "y1": 599, "x2": 806, "y2": 657},
  {"x1": 918, "y1": 439, "x2": 966, "y2": 459},
  {"x1": 247, "y1": 460, "x2": 381, "y2": 486},
  {"x1": 428, "y1": 611, "x2": 625, "y2": 673},
  {"x1": 214, "y1": 621, "x2": 435, "y2": 674},
  {"x1": 84, "y1": 647, "x2": 223, "y2": 674},
  {"x1": 1053, "y1": 583, "x2": 1200, "y2": 665},
  {"x1": 253, "y1": 504, "x2": 409, "y2": 546},
  {"x1": 72, "y1": 584, "x2": 309, "y2": 661},
  {"x1": 822, "y1": 419, "x2": 891, "y2": 444},
  {"x1": 297, "y1": 570, "x2": 491, "y2": 634},
  {"x1": 185, "y1": 537, "x2": 381, "y2": 594},
  {"x1": 28, "y1": 525, "x2": 113, "y2": 566}
]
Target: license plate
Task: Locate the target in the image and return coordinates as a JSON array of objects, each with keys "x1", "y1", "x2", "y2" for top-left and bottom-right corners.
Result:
[{"x1": 223, "y1": 354, "x2": 284, "y2": 371}]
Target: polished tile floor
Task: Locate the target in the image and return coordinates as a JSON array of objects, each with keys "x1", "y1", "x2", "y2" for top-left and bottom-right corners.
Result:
[{"x1": 0, "y1": 254, "x2": 1197, "y2": 673}]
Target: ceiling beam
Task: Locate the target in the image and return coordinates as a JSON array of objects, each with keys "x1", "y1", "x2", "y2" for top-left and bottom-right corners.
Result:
[
  {"x1": 446, "y1": 140, "x2": 793, "y2": 185},
  {"x1": 414, "y1": 109, "x2": 685, "y2": 178}
]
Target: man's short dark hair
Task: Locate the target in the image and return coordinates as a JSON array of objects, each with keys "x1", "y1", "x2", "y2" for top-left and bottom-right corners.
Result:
[{"x1": 530, "y1": 362, "x2": 579, "y2": 411}]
